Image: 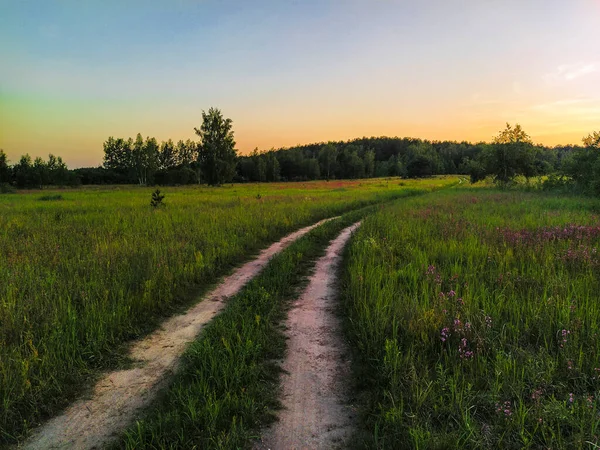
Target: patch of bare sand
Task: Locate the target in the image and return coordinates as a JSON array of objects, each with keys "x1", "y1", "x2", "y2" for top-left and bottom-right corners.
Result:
[
  {"x1": 21, "y1": 218, "x2": 336, "y2": 450},
  {"x1": 256, "y1": 222, "x2": 361, "y2": 450}
]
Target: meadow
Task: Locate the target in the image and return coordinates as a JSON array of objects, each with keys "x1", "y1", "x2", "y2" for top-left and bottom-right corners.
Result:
[
  {"x1": 342, "y1": 189, "x2": 600, "y2": 449},
  {"x1": 0, "y1": 177, "x2": 456, "y2": 444}
]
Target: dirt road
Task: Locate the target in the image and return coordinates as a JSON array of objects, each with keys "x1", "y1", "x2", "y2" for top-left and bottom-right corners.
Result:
[
  {"x1": 256, "y1": 222, "x2": 360, "y2": 450},
  {"x1": 22, "y1": 218, "x2": 336, "y2": 450}
]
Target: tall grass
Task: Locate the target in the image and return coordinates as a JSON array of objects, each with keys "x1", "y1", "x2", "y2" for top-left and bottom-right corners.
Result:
[
  {"x1": 342, "y1": 189, "x2": 600, "y2": 449},
  {"x1": 0, "y1": 177, "x2": 456, "y2": 443}
]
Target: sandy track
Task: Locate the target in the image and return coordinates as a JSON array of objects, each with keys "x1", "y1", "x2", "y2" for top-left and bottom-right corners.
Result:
[
  {"x1": 21, "y1": 218, "x2": 336, "y2": 450},
  {"x1": 256, "y1": 222, "x2": 361, "y2": 450}
]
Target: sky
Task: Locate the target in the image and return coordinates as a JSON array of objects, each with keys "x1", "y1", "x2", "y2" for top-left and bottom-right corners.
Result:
[{"x1": 1, "y1": 0, "x2": 599, "y2": 168}]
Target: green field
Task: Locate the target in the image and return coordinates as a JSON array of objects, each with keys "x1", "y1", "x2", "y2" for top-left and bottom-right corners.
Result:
[
  {"x1": 5, "y1": 178, "x2": 600, "y2": 449},
  {"x1": 342, "y1": 189, "x2": 600, "y2": 449},
  {"x1": 0, "y1": 177, "x2": 455, "y2": 444}
]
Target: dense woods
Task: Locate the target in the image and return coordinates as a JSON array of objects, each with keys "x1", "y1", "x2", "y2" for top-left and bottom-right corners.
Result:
[{"x1": 1, "y1": 110, "x2": 598, "y2": 194}]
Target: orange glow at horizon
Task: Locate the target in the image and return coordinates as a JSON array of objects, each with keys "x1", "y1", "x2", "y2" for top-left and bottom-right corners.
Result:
[{"x1": 1, "y1": 1, "x2": 599, "y2": 167}]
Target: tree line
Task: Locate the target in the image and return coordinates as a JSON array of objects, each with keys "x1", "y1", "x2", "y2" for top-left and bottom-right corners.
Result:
[
  {"x1": 1, "y1": 107, "x2": 598, "y2": 194},
  {"x1": 98, "y1": 107, "x2": 237, "y2": 186},
  {"x1": 0, "y1": 151, "x2": 79, "y2": 190}
]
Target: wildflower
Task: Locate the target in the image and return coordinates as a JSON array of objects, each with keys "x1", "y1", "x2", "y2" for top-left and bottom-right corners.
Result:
[
  {"x1": 567, "y1": 360, "x2": 573, "y2": 370},
  {"x1": 440, "y1": 327, "x2": 450, "y2": 342},
  {"x1": 496, "y1": 401, "x2": 512, "y2": 416},
  {"x1": 457, "y1": 297, "x2": 465, "y2": 306},
  {"x1": 464, "y1": 322, "x2": 472, "y2": 332},
  {"x1": 453, "y1": 318, "x2": 462, "y2": 330},
  {"x1": 485, "y1": 315, "x2": 492, "y2": 328},
  {"x1": 559, "y1": 329, "x2": 571, "y2": 348},
  {"x1": 568, "y1": 393, "x2": 574, "y2": 405},
  {"x1": 448, "y1": 290, "x2": 456, "y2": 297},
  {"x1": 458, "y1": 337, "x2": 473, "y2": 359}
]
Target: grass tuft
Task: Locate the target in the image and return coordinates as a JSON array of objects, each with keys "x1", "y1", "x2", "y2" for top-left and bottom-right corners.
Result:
[{"x1": 38, "y1": 194, "x2": 64, "y2": 201}]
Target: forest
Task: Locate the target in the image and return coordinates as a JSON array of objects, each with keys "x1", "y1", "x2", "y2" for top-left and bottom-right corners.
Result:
[{"x1": 1, "y1": 108, "x2": 598, "y2": 194}]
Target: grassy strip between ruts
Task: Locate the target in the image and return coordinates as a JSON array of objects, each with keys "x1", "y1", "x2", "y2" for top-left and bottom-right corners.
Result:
[{"x1": 112, "y1": 201, "x2": 391, "y2": 449}]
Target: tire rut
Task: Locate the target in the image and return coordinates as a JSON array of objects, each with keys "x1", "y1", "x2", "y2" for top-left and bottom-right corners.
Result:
[{"x1": 256, "y1": 222, "x2": 361, "y2": 450}]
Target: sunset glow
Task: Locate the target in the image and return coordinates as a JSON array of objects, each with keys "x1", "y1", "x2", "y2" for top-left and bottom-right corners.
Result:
[{"x1": 1, "y1": 0, "x2": 599, "y2": 167}]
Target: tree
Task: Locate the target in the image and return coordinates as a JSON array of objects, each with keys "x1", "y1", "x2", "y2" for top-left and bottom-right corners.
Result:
[
  {"x1": 0, "y1": 150, "x2": 10, "y2": 184},
  {"x1": 144, "y1": 137, "x2": 160, "y2": 184},
  {"x1": 132, "y1": 134, "x2": 146, "y2": 185},
  {"x1": 493, "y1": 123, "x2": 532, "y2": 145},
  {"x1": 336, "y1": 145, "x2": 364, "y2": 179},
  {"x1": 363, "y1": 148, "x2": 375, "y2": 178},
  {"x1": 583, "y1": 131, "x2": 600, "y2": 148},
  {"x1": 176, "y1": 140, "x2": 190, "y2": 166},
  {"x1": 251, "y1": 148, "x2": 267, "y2": 182},
  {"x1": 195, "y1": 108, "x2": 237, "y2": 186},
  {"x1": 13, "y1": 154, "x2": 34, "y2": 188},
  {"x1": 562, "y1": 131, "x2": 600, "y2": 194},
  {"x1": 33, "y1": 157, "x2": 48, "y2": 188},
  {"x1": 50, "y1": 155, "x2": 76, "y2": 186},
  {"x1": 103, "y1": 137, "x2": 134, "y2": 181},
  {"x1": 266, "y1": 151, "x2": 281, "y2": 182},
  {"x1": 318, "y1": 143, "x2": 337, "y2": 180},
  {"x1": 485, "y1": 123, "x2": 535, "y2": 186},
  {"x1": 158, "y1": 139, "x2": 177, "y2": 171},
  {"x1": 303, "y1": 158, "x2": 321, "y2": 180},
  {"x1": 387, "y1": 155, "x2": 406, "y2": 177},
  {"x1": 129, "y1": 134, "x2": 159, "y2": 185},
  {"x1": 462, "y1": 157, "x2": 487, "y2": 184},
  {"x1": 405, "y1": 142, "x2": 443, "y2": 178}
]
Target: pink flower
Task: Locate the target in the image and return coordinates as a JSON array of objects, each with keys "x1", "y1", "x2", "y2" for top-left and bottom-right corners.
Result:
[
  {"x1": 440, "y1": 327, "x2": 450, "y2": 342},
  {"x1": 496, "y1": 401, "x2": 512, "y2": 416},
  {"x1": 485, "y1": 316, "x2": 492, "y2": 328}
]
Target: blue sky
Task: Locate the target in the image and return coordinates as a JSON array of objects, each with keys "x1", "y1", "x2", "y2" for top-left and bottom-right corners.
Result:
[{"x1": 1, "y1": 0, "x2": 599, "y2": 167}]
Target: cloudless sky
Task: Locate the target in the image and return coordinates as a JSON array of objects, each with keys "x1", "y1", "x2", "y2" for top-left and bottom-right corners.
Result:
[{"x1": 1, "y1": 0, "x2": 599, "y2": 167}]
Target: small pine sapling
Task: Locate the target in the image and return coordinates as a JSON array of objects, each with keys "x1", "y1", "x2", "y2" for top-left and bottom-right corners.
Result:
[{"x1": 150, "y1": 189, "x2": 165, "y2": 208}]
